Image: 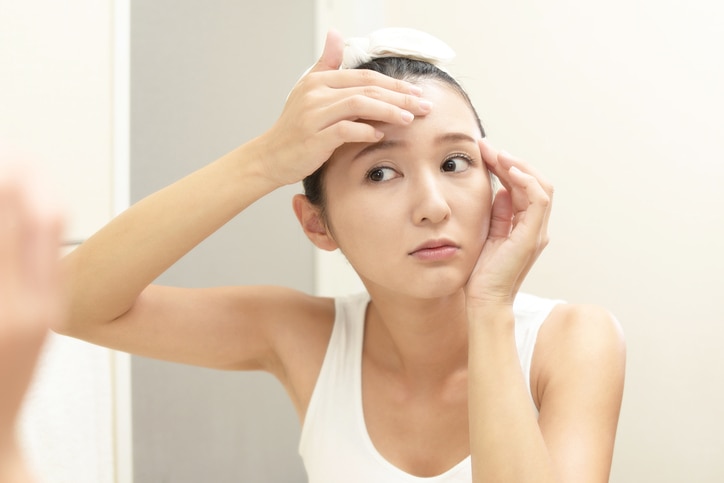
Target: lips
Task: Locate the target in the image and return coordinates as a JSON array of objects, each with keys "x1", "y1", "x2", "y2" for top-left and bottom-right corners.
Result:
[{"x1": 409, "y1": 239, "x2": 460, "y2": 261}]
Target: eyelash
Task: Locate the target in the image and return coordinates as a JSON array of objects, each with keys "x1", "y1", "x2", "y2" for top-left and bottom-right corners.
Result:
[
  {"x1": 442, "y1": 152, "x2": 474, "y2": 172},
  {"x1": 364, "y1": 152, "x2": 475, "y2": 183},
  {"x1": 365, "y1": 165, "x2": 397, "y2": 183}
]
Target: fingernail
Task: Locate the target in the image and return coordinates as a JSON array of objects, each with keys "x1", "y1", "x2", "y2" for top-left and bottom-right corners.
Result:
[
  {"x1": 408, "y1": 85, "x2": 423, "y2": 96},
  {"x1": 401, "y1": 111, "x2": 414, "y2": 123},
  {"x1": 418, "y1": 100, "x2": 433, "y2": 112}
]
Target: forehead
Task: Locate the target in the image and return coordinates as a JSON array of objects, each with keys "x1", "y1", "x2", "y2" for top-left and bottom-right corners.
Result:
[
  {"x1": 388, "y1": 79, "x2": 478, "y2": 133},
  {"x1": 334, "y1": 80, "x2": 480, "y2": 161}
]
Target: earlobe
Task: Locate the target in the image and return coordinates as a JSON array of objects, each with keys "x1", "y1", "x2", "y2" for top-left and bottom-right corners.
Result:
[{"x1": 292, "y1": 194, "x2": 338, "y2": 251}]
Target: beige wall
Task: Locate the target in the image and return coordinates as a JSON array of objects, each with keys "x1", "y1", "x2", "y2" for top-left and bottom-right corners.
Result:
[{"x1": 379, "y1": 1, "x2": 724, "y2": 481}]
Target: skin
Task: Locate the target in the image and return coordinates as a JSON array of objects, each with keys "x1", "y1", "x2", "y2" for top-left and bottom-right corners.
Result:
[
  {"x1": 59, "y1": 30, "x2": 626, "y2": 482},
  {"x1": 319, "y1": 81, "x2": 492, "y2": 301},
  {"x1": 0, "y1": 157, "x2": 65, "y2": 483}
]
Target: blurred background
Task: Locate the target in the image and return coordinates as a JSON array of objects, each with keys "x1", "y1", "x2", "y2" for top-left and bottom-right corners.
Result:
[{"x1": 1, "y1": 0, "x2": 722, "y2": 481}]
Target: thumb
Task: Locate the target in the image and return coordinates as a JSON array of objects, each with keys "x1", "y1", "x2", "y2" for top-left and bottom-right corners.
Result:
[
  {"x1": 310, "y1": 29, "x2": 344, "y2": 72},
  {"x1": 488, "y1": 188, "x2": 513, "y2": 239}
]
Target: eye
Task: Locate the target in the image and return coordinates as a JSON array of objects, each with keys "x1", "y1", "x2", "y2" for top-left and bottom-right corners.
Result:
[
  {"x1": 366, "y1": 166, "x2": 399, "y2": 182},
  {"x1": 441, "y1": 153, "x2": 473, "y2": 173}
]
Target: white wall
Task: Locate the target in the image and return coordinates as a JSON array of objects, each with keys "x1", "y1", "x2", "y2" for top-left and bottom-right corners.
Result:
[
  {"x1": 0, "y1": 0, "x2": 120, "y2": 482},
  {"x1": 317, "y1": 1, "x2": 724, "y2": 481}
]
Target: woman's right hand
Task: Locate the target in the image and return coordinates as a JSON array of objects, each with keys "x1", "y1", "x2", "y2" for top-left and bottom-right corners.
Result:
[
  {"x1": 0, "y1": 157, "x2": 64, "y2": 445},
  {"x1": 257, "y1": 29, "x2": 433, "y2": 187}
]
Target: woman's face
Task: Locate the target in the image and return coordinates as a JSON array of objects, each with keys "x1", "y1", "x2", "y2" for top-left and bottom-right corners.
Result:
[{"x1": 322, "y1": 80, "x2": 493, "y2": 300}]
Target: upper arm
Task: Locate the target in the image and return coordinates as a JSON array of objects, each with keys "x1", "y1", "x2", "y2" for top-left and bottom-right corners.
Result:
[
  {"x1": 532, "y1": 304, "x2": 626, "y2": 483},
  {"x1": 59, "y1": 284, "x2": 325, "y2": 373}
]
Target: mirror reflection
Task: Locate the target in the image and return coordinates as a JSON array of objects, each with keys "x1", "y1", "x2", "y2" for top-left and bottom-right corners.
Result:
[{"x1": 2, "y1": 1, "x2": 723, "y2": 483}]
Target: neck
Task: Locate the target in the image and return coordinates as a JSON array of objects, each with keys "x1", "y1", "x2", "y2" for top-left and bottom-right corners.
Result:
[{"x1": 363, "y1": 288, "x2": 469, "y2": 385}]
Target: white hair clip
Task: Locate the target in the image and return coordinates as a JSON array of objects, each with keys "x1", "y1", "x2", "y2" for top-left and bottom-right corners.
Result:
[{"x1": 340, "y1": 28, "x2": 456, "y2": 70}]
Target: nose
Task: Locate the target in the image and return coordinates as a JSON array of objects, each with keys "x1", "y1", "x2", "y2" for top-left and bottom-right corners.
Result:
[{"x1": 411, "y1": 172, "x2": 451, "y2": 225}]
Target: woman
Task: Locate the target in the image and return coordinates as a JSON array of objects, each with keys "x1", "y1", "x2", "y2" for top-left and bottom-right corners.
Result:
[{"x1": 59, "y1": 29, "x2": 625, "y2": 482}]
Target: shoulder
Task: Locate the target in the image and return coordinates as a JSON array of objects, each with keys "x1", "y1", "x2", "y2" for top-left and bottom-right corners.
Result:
[
  {"x1": 531, "y1": 302, "x2": 626, "y2": 406},
  {"x1": 529, "y1": 303, "x2": 626, "y2": 479},
  {"x1": 547, "y1": 303, "x2": 625, "y2": 355},
  {"x1": 536, "y1": 303, "x2": 626, "y2": 371},
  {"x1": 254, "y1": 287, "x2": 340, "y2": 417},
  {"x1": 238, "y1": 285, "x2": 337, "y2": 360}
]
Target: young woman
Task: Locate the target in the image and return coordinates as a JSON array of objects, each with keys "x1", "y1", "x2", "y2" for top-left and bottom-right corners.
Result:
[{"x1": 59, "y1": 29, "x2": 625, "y2": 482}]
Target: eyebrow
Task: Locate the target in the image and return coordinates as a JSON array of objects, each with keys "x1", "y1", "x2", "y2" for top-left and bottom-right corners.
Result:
[{"x1": 352, "y1": 132, "x2": 478, "y2": 161}]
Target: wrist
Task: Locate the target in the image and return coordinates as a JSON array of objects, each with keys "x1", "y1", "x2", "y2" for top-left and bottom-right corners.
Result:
[
  {"x1": 221, "y1": 136, "x2": 286, "y2": 195},
  {"x1": 242, "y1": 130, "x2": 305, "y2": 190},
  {"x1": 466, "y1": 303, "x2": 515, "y2": 330}
]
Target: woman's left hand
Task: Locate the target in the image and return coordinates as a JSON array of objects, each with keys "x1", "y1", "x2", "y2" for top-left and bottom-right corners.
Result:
[{"x1": 465, "y1": 139, "x2": 553, "y2": 308}]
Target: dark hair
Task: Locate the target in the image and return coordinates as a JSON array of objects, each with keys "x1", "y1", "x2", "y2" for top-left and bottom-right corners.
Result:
[{"x1": 302, "y1": 57, "x2": 486, "y2": 216}]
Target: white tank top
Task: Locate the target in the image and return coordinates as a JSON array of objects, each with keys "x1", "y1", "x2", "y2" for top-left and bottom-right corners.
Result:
[{"x1": 299, "y1": 292, "x2": 561, "y2": 483}]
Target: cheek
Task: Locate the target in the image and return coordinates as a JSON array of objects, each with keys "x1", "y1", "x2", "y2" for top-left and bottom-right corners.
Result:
[
  {"x1": 457, "y1": 178, "x2": 494, "y2": 237},
  {"x1": 326, "y1": 194, "x2": 400, "y2": 248}
]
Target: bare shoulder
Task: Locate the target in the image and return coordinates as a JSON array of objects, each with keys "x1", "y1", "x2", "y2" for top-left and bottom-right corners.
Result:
[
  {"x1": 544, "y1": 303, "x2": 625, "y2": 353},
  {"x1": 196, "y1": 284, "x2": 338, "y2": 373},
  {"x1": 531, "y1": 303, "x2": 626, "y2": 405},
  {"x1": 255, "y1": 285, "x2": 337, "y2": 359},
  {"x1": 247, "y1": 286, "x2": 337, "y2": 417},
  {"x1": 530, "y1": 303, "x2": 626, "y2": 479}
]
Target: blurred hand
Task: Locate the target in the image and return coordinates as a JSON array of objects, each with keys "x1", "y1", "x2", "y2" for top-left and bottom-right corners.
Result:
[{"x1": 0, "y1": 150, "x2": 65, "y2": 451}]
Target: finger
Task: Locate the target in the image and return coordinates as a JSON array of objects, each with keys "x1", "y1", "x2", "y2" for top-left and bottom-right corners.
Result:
[
  {"x1": 500, "y1": 151, "x2": 553, "y2": 242},
  {"x1": 313, "y1": 120, "x2": 385, "y2": 155},
  {"x1": 320, "y1": 92, "x2": 429, "y2": 128},
  {"x1": 0, "y1": 174, "x2": 25, "y2": 300},
  {"x1": 479, "y1": 141, "x2": 552, "y2": 237},
  {"x1": 0, "y1": 161, "x2": 65, "y2": 321},
  {"x1": 497, "y1": 149, "x2": 553, "y2": 198},
  {"x1": 488, "y1": 187, "x2": 513, "y2": 239},
  {"x1": 479, "y1": 139, "x2": 515, "y2": 196},
  {"x1": 339, "y1": 85, "x2": 432, "y2": 117},
  {"x1": 479, "y1": 139, "x2": 553, "y2": 196},
  {"x1": 507, "y1": 166, "x2": 550, "y2": 237},
  {"x1": 503, "y1": 167, "x2": 551, "y2": 295},
  {"x1": 478, "y1": 138, "x2": 500, "y2": 170},
  {"x1": 23, "y1": 174, "x2": 64, "y2": 309},
  {"x1": 309, "y1": 29, "x2": 345, "y2": 73},
  {"x1": 322, "y1": 68, "x2": 424, "y2": 96}
]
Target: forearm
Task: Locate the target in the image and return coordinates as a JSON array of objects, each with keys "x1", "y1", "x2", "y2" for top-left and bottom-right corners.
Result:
[
  {"x1": 59, "y1": 138, "x2": 280, "y2": 333},
  {"x1": 467, "y1": 305, "x2": 558, "y2": 483}
]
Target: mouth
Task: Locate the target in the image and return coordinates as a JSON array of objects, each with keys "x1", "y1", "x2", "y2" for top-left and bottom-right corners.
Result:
[{"x1": 409, "y1": 239, "x2": 460, "y2": 261}]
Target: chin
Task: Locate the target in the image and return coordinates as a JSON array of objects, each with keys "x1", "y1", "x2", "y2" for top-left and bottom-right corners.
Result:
[{"x1": 393, "y1": 275, "x2": 468, "y2": 301}]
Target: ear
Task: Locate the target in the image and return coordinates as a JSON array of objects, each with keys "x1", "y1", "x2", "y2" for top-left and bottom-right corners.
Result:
[{"x1": 292, "y1": 194, "x2": 338, "y2": 251}]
